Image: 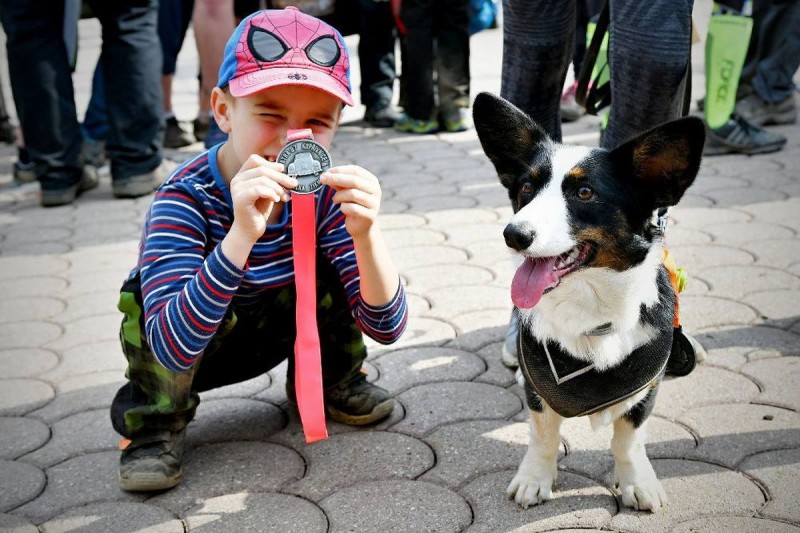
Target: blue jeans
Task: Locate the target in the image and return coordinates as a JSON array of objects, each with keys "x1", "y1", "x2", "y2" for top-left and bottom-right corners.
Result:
[
  {"x1": 1, "y1": 0, "x2": 163, "y2": 189},
  {"x1": 358, "y1": 0, "x2": 397, "y2": 110}
]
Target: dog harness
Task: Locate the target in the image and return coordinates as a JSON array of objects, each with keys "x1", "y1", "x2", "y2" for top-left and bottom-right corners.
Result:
[{"x1": 517, "y1": 267, "x2": 675, "y2": 418}]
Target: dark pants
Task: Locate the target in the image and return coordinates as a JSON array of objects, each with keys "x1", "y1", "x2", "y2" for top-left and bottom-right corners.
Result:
[
  {"x1": 501, "y1": 0, "x2": 693, "y2": 148},
  {"x1": 400, "y1": 0, "x2": 471, "y2": 120},
  {"x1": 1, "y1": 0, "x2": 163, "y2": 188},
  {"x1": 110, "y1": 257, "x2": 367, "y2": 439},
  {"x1": 738, "y1": 0, "x2": 800, "y2": 104},
  {"x1": 358, "y1": 0, "x2": 397, "y2": 111}
]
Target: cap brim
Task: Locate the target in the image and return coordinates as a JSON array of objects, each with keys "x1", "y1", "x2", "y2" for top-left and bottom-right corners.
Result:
[{"x1": 229, "y1": 68, "x2": 354, "y2": 106}]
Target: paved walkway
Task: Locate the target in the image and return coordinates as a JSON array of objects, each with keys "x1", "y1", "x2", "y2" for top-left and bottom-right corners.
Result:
[{"x1": 1, "y1": 6, "x2": 799, "y2": 532}]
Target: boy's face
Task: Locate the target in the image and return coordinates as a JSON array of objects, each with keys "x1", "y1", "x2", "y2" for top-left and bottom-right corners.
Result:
[{"x1": 214, "y1": 85, "x2": 343, "y2": 171}]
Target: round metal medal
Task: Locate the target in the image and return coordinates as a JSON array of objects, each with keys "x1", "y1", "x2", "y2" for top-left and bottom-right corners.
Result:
[{"x1": 276, "y1": 138, "x2": 332, "y2": 195}]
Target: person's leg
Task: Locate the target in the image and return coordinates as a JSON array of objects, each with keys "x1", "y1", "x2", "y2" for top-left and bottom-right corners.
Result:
[
  {"x1": 160, "y1": 0, "x2": 196, "y2": 148},
  {"x1": 359, "y1": 0, "x2": 399, "y2": 127},
  {"x1": 603, "y1": 0, "x2": 692, "y2": 149},
  {"x1": 398, "y1": 0, "x2": 438, "y2": 128},
  {"x1": 89, "y1": 0, "x2": 164, "y2": 187},
  {"x1": 435, "y1": 0, "x2": 471, "y2": 131},
  {"x1": 500, "y1": 0, "x2": 575, "y2": 141}
]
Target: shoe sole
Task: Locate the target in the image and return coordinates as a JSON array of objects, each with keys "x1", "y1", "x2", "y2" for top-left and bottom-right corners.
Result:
[
  {"x1": 500, "y1": 343, "x2": 519, "y2": 369},
  {"x1": 113, "y1": 177, "x2": 159, "y2": 199},
  {"x1": 326, "y1": 398, "x2": 395, "y2": 426},
  {"x1": 119, "y1": 470, "x2": 181, "y2": 492},
  {"x1": 704, "y1": 140, "x2": 786, "y2": 156},
  {"x1": 40, "y1": 167, "x2": 100, "y2": 207}
]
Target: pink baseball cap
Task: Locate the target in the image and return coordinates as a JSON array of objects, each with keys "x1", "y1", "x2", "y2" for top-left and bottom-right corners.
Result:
[{"x1": 217, "y1": 7, "x2": 354, "y2": 106}]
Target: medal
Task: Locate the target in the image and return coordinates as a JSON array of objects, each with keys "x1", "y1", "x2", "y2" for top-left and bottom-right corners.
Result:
[{"x1": 276, "y1": 138, "x2": 332, "y2": 195}]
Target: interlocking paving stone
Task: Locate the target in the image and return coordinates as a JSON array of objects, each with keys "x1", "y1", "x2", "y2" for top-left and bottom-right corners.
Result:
[
  {"x1": 744, "y1": 290, "x2": 800, "y2": 325},
  {"x1": 668, "y1": 244, "x2": 755, "y2": 271},
  {"x1": 462, "y1": 470, "x2": 617, "y2": 533},
  {"x1": 147, "y1": 441, "x2": 304, "y2": 514},
  {"x1": 665, "y1": 226, "x2": 714, "y2": 246},
  {"x1": 68, "y1": 221, "x2": 142, "y2": 246},
  {"x1": 51, "y1": 290, "x2": 119, "y2": 323},
  {"x1": 389, "y1": 316, "x2": 456, "y2": 349},
  {"x1": 0, "y1": 322, "x2": 63, "y2": 349},
  {"x1": 0, "y1": 513, "x2": 37, "y2": 533},
  {"x1": 679, "y1": 404, "x2": 800, "y2": 468},
  {"x1": 708, "y1": 222, "x2": 796, "y2": 245},
  {"x1": 391, "y1": 182, "x2": 460, "y2": 202},
  {"x1": 38, "y1": 340, "x2": 125, "y2": 383},
  {"x1": 62, "y1": 245, "x2": 138, "y2": 276},
  {"x1": 0, "y1": 460, "x2": 46, "y2": 513},
  {"x1": 183, "y1": 492, "x2": 327, "y2": 533},
  {"x1": 426, "y1": 285, "x2": 510, "y2": 318},
  {"x1": 425, "y1": 208, "x2": 498, "y2": 227},
  {"x1": 689, "y1": 175, "x2": 750, "y2": 194},
  {"x1": 11, "y1": 451, "x2": 144, "y2": 524},
  {"x1": 679, "y1": 295, "x2": 759, "y2": 330},
  {"x1": 40, "y1": 502, "x2": 183, "y2": 533},
  {"x1": 608, "y1": 459, "x2": 764, "y2": 532},
  {"x1": 409, "y1": 194, "x2": 480, "y2": 211},
  {"x1": 739, "y1": 448, "x2": 800, "y2": 524},
  {"x1": 43, "y1": 313, "x2": 120, "y2": 352},
  {"x1": 287, "y1": 431, "x2": 434, "y2": 501},
  {"x1": 198, "y1": 373, "x2": 271, "y2": 401},
  {"x1": 707, "y1": 157, "x2": 782, "y2": 177},
  {"x1": 475, "y1": 342, "x2": 518, "y2": 387},
  {"x1": 373, "y1": 346, "x2": 485, "y2": 394},
  {"x1": 29, "y1": 372, "x2": 124, "y2": 424},
  {"x1": 677, "y1": 194, "x2": 714, "y2": 208},
  {"x1": 698, "y1": 324, "x2": 800, "y2": 358},
  {"x1": 0, "y1": 277, "x2": 67, "y2": 299},
  {"x1": 383, "y1": 227, "x2": 446, "y2": 247},
  {"x1": 404, "y1": 264, "x2": 494, "y2": 292},
  {"x1": 187, "y1": 398, "x2": 285, "y2": 446},
  {"x1": 1, "y1": 242, "x2": 73, "y2": 255},
  {"x1": 0, "y1": 380, "x2": 54, "y2": 416},
  {"x1": 0, "y1": 227, "x2": 72, "y2": 248},
  {"x1": 671, "y1": 516, "x2": 800, "y2": 532},
  {"x1": 746, "y1": 239, "x2": 800, "y2": 268},
  {"x1": 670, "y1": 206, "x2": 752, "y2": 228},
  {"x1": 321, "y1": 479, "x2": 471, "y2": 533},
  {"x1": 393, "y1": 382, "x2": 522, "y2": 437},
  {"x1": 379, "y1": 212, "x2": 427, "y2": 230},
  {"x1": 705, "y1": 187, "x2": 788, "y2": 207},
  {"x1": 446, "y1": 320, "x2": 507, "y2": 353},
  {"x1": 392, "y1": 244, "x2": 468, "y2": 272},
  {"x1": 741, "y1": 357, "x2": 800, "y2": 411},
  {"x1": 421, "y1": 420, "x2": 535, "y2": 487},
  {"x1": 405, "y1": 292, "x2": 431, "y2": 316},
  {"x1": 21, "y1": 409, "x2": 117, "y2": 468},
  {"x1": 442, "y1": 222, "x2": 507, "y2": 246},
  {"x1": 0, "y1": 418, "x2": 50, "y2": 460},
  {"x1": 0, "y1": 297, "x2": 65, "y2": 323},
  {"x1": 653, "y1": 366, "x2": 760, "y2": 418},
  {"x1": 0, "y1": 348, "x2": 59, "y2": 378},
  {"x1": 700, "y1": 265, "x2": 800, "y2": 299}
]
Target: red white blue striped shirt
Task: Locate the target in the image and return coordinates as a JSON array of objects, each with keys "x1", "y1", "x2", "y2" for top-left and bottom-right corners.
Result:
[{"x1": 132, "y1": 145, "x2": 408, "y2": 372}]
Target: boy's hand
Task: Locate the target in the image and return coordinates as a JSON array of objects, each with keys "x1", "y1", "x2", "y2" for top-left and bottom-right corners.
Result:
[
  {"x1": 321, "y1": 165, "x2": 382, "y2": 238},
  {"x1": 229, "y1": 154, "x2": 297, "y2": 244}
]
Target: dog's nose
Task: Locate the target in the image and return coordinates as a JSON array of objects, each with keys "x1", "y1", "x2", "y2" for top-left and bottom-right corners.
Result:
[{"x1": 504, "y1": 224, "x2": 534, "y2": 251}]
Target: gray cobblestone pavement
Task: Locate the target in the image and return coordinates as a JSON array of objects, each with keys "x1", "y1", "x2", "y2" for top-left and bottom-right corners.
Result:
[{"x1": 1, "y1": 5, "x2": 799, "y2": 532}]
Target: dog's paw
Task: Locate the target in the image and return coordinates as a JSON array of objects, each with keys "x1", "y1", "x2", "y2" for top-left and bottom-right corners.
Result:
[
  {"x1": 617, "y1": 477, "x2": 667, "y2": 512},
  {"x1": 506, "y1": 472, "x2": 554, "y2": 509}
]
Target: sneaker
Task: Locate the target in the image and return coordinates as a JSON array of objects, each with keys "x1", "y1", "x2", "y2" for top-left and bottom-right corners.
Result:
[
  {"x1": 0, "y1": 115, "x2": 15, "y2": 144},
  {"x1": 704, "y1": 114, "x2": 787, "y2": 156},
  {"x1": 364, "y1": 105, "x2": 400, "y2": 127},
  {"x1": 112, "y1": 159, "x2": 175, "y2": 199},
  {"x1": 82, "y1": 137, "x2": 106, "y2": 169},
  {"x1": 13, "y1": 147, "x2": 37, "y2": 184},
  {"x1": 440, "y1": 108, "x2": 471, "y2": 133},
  {"x1": 735, "y1": 93, "x2": 797, "y2": 126},
  {"x1": 560, "y1": 81, "x2": 585, "y2": 122},
  {"x1": 394, "y1": 114, "x2": 439, "y2": 134},
  {"x1": 119, "y1": 429, "x2": 185, "y2": 492},
  {"x1": 203, "y1": 117, "x2": 228, "y2": 149},
  {"x1": 193, "y1": 116, "x2": 210, "y2": 143},
  {"x1": 40, "y1": 165, "x2": 100, "y2": 207},
  {"x1": 164, "y1": 116, "x2": 195, "y2": 149},
  {"x1": 287, "y1": 372, "x2": 395, "y2": 426},
  {"x1": 501, "y1": 309, "x2": 520, "y2": 369}
]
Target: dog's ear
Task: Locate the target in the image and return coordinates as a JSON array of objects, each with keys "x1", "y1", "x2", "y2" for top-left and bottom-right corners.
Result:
[
  {"x1": 473, "y1": 92, "x2": 550, "y2": 188},
  {"x1": 610, "y1": 117, "x2": 705, "y2": 208}
]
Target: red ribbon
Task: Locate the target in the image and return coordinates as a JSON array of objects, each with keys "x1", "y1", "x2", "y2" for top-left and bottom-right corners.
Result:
[{"x1": 288, "y1": 129, "x2": 328, "y2": 443}]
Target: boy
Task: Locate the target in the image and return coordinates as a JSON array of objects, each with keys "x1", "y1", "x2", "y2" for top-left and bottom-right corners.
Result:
[{"x1": 110, "y1": 7, "x2": 408, "y2": 492}]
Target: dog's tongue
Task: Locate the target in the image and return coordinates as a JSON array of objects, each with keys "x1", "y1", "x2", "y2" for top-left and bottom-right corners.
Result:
[{"x1": 511, "y1": 257, "x2": 558, "y2": 309}]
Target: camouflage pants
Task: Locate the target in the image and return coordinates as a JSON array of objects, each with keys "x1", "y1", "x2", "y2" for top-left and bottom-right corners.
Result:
[{"x1": 110, "y1": 256, "x2": 367, "y2": 438}]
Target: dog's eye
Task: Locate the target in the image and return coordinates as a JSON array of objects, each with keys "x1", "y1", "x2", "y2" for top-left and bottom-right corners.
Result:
[
  {"x1": 577, "y1": 186, "x2": 594, "y2": 200},
  {"x1": 521, "y1": 182, "x2": 534, "y2": 194}
]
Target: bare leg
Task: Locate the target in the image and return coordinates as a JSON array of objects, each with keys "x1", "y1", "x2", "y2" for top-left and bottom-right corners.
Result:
[
  {"x1": 192, "y1": 0, "x2": 234, "y2": 115},
  {"x1": 611, "y1": 416, "x2": 666, "y2": 512},
  {"x1": 507, "y1": 404, "x2": 562, "y2": 508}
]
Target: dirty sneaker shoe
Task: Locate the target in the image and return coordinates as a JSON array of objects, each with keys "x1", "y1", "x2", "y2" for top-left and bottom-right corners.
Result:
[
  {"x1": 13, "y1": 147, "x2": 37, "y2": 184},
  {"x1": 440, "y1": 108, "x2": 471, "y2": 133},
  {"x1": 501, "y1": 309, "x2": 520, "y2": 369},
  {"x1": 560, "y1": 80, "x2": 585, "y2": 122},
  {"x1": 325, "y1": 374, "x2": 395, "y2": 425},
  {"x1": 112, "y1": 159, "x2": 176, "y2": 199},
  {"x1": 394, "y1": 114, "x2": 439, "y2": 134},
  {"x1": 119, "y1": 429, "x2": 185, "y2": 492},
  {"x1": 364, "y1": 105, "x2": 400, "y2": 127},
  {"x1": 736, "y1": 93, "x2": 797, "y2": 126},
  {"x1": 704, "y1": 114, "x2": 787, "y2": 156},
  {"x1": 193, "y1": 115, "x2": 210, "y2": 143},
  {"x1": 164, "y1": 116, "x2": 195, "y2": 149},
  {"x1": 40, "y1": 166, "x2": 100, "y2": 207}
]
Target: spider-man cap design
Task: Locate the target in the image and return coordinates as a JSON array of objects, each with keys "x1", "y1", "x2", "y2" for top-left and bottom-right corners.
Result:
[{"x1": 218, "y1": 7, "x2": 354, "y2": 106}]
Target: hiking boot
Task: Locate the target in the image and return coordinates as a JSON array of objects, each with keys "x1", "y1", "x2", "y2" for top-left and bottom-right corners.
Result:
[
  {"x1": 164, "y1": 116, "x2": 195, "y2": 149},
  {"x1": 287, "y1": 372, "x2": 395, "y2": 426},
  {"x1": 40, "y1": 165, "x2": 100, "y2": 207},
  {"x1": 560, "y1": 80, "x2": 585, "y2": 122},
  {"x1": 364, "y1": 105, "x2": 400, "y2": 127},
  {"x1": 501, "y1": 309, "x2": 520, "y2": 369},
  {"x1": 735, "y1": 93, "x2": 797, "y2": 126},
  {"x1": 703, "y1": 114, "x2": 787, "y2": 156},
  {"x1": 394, "y1": 114, "x2": 439, "y2": 134},
  {"x1": 193, "y1": 116, "x2": 210, "y2": 143},
  {"x1": 112, "y1": 159, "x2": 175, "y2": 199},
  {"x1": 13, "y1": 147, "x2": 37, "y2": 184},
  {"x1": 440, "y1": 108, "x2": 471, "y2": 133},
  {"x1": 119, "y1": 429, "x2": 185, "y2": 492}
]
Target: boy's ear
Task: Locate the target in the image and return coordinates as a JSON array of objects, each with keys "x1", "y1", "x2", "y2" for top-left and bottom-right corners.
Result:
[
  {"x1": 210, "y1": 87, "x2": 233, "y2": 134},
  {"x1": 472, "y1": 92, "x2": 550, "y2": 188},
  {"x1": 610, "y1": 116, "x2": 705, "y2": 209}
]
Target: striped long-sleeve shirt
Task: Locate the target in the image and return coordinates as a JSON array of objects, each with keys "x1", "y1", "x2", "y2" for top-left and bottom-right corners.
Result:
[{"x1": 133, "y1": 145, "x2": 408, "y2": 373}]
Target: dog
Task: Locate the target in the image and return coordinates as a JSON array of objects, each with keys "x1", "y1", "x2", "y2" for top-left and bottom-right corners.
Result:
[{"x1": 472, "y1": 92, "x2": 704, "y2": 512}]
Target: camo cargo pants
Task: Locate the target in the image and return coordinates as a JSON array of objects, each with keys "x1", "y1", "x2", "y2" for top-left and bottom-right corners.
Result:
[{"x1": 110, "y1": 256, "x2": 367, "y2": 439}]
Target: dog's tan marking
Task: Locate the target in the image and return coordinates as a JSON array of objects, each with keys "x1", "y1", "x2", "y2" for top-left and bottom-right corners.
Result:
[
  {"x1": 575, "y1": 227, "x2": 634, "y2": 271},
  {"x1": 565, "y1": 167, "x2": 586, "y2": 181},
  {"x1": 633, "y1": 138, "x2": 690, "y2": 181}
]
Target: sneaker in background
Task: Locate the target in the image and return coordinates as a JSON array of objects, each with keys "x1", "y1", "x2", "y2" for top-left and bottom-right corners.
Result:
[
  {"x1": 13, "y1": 146, "x2": 37, "y2": 184},
  {"x1": 704, "y1": 113, "x2": 787, "y2": 156},
  {"x1": 193, "y1": 115, "x2": 210, "y2": 143},
  {"x1": 364, "y1": 104, "x2": 401, "y2": 127},
  {"x1": 501, "y1": 309, "x2": 520, "y2": 369},
  {"x1": 560, "y1": 80, "x2": 585, "y2": 122},
  {"x1": 164, "y1": 116, "x2": 195, "y2": 149},
  {"x1": 40, "y1": 166, "x2": 100, "y2": 207},
  {"x1": 735, "y1": 93, "x2": 797, "y2": 126},
  {"x1": 440, "y1": 107, "x2": 471, "y2": 133},
  {"x1": 112, "y1": 159, "x2": 176, "y2": 199},
  {"x1": 394, "y1": 114, "x2": 439, "y2": 134},
  {"x1": 119, "y1": 429, "x2": 185, "y2": 492}
]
